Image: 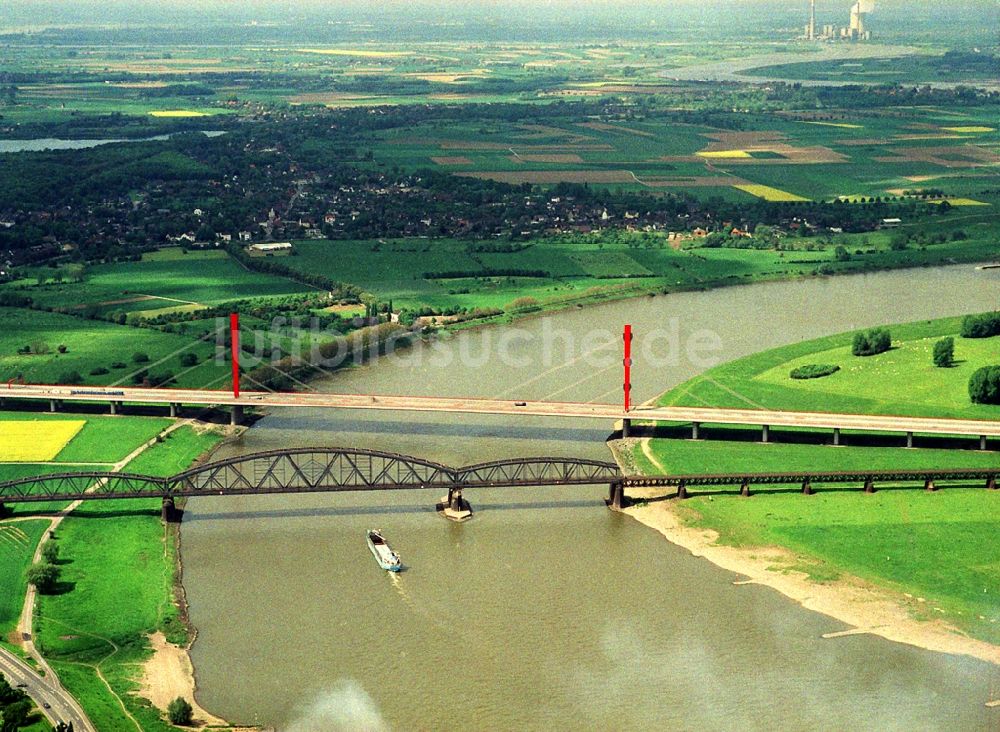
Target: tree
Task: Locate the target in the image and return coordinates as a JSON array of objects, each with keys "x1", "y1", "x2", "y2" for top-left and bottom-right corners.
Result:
[
  {"x1": 969, "y1": 365, "x2": 1000, "y2": 404},
  {"x1": 132, "y1": 352, "x2": 150, "y2": 364},
  {"x1": 41, "y1": 540, "x2": 59, "y2": 564},
  {"x1": 834, "y1": 245, "x2": 850, "y2": 262},
  {"x1": 852, "y1": 328, "x2": 891, "y2": 357},
  {"x1": 179, "y1": 353, "x2": 199, "y2": 367},
  {"x1": 167, "y1": 697, "x2": 193, "y2": 726},
  {"x1": 960, "y1": 312, "x2": 1000, "y2": 339},
  {"x1": 57, "y1": 370, "x2": 83, "y2": 385},
  {"x1": 932, "y1": 337, "x2": 954, "y2": 368},
  {"x1": 26, "y1": 562, "x2": 60, "y2": 594},
  {"x1": 1, "y1": 699, "x2": 31, "y2": 732}
]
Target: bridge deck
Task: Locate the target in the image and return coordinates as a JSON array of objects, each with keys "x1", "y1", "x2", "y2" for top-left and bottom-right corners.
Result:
[{"x1": 4, "y1": 385, "x2": 1000, "y2": 438}]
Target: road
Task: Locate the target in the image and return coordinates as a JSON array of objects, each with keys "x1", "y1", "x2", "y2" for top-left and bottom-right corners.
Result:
[
  {"x1": 4, "y1": 384, "x2": 1000, "y2": 439},
  {"x1": 0, "y1": 650, "x2": 95, "y2": 732}
]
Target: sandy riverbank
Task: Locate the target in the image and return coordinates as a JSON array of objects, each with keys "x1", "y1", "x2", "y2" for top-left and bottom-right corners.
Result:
[
  {"x1": 137, "y1": 631, "x2": 232, "y2": 727},
  {"x1": 623, "y1": 486, "x2": 1000, "y2": 672}
]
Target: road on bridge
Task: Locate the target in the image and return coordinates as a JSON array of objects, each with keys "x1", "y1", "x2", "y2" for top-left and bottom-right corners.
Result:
[{"x1": 4, "y1": 384, "x2": 1000, "y2": 439}]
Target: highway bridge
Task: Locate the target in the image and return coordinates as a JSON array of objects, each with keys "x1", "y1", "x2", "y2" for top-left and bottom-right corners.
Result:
[
  {"x1": 2, "y1": 384, "x2": 999, "y2": 449},
  {"x1": 0, "y1": 448, "x2": 996, "y2": 517}
]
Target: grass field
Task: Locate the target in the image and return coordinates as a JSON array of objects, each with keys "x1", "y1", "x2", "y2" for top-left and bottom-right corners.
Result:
[
  {"x1": 634, "y1": 312, "x2": 1000, "y2": 643},
  {"x1": 33, "y1": 425, "x2": 223, "y2": 732},
  {"x1": 656, "y1": 313, "x2": 1000, "y2": 420},
  {"x1": 0, "y1": 519, "x2": 50, "y2": 637},
  {"x1": 0, "y1": 420, "x2": 85, "y2": 462},
  {"x1": 0, "y1": 413, "x2": 172, "y2": 466}
]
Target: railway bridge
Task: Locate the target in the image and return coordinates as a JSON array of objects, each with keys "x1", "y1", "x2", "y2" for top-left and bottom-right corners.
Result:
[{"x1": 0, "y1": 448, "x2": 996, "y2": 521}]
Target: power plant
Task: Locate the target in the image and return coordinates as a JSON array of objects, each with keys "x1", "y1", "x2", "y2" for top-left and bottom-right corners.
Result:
[{"x1": 803, "y1": 0, "x2": 873, "y2": 41}]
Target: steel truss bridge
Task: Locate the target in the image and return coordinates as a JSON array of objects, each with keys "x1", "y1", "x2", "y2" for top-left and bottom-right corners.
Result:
[{"x1": 0, "y1": 448, "x2": 996, "y2": 517}]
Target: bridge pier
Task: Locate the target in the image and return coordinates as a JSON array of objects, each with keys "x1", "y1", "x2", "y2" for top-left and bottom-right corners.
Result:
[
  {"x1": 761, "y1": 424, "x2": 770, "y2": 443},
  {"x1": 161, "y1": 497, "x2": 181, "y2": 523},
  {"x1": 980, "y1": 435, "x2": 988, "y2": 451},
  {"x1": 607, "y1": 482, "x2": 626, "y2": 510},
  {"x1": 906, "y1": 431, "x2": 914, "y2": 449},
  {"x1": 49, "y1": 399, "x2": 60, "y2": 413},
  {"x1": 436, "y1": 487, "x2": 473, "y2": 522},
  {"x1": 230, "y1": 405, "x2": 244, "y2": 426},
  {"x1": 740, "y1": 480, "x2": 750, "y2": 497},
  {"x1": 864, "y1": 478, "x2": 876, "y2": 494},
  {"x1": 833, "y1": 428, "x2": 841, "y2": 446},
  {"x1": 691, "y1": 421, "x2": 701, "y2": 440},
  {"x1": 109, "y1": 401, "x2": 122, "y2": 416},
  {"x1": 621, "y1": 419, "x2": 631, "y2": 438},
  {"x1": 170, "y1": 403, "x2": 179, "y2": 418},
  {"x1": 0, "y1": 501, "x2": 9, "y2": 518},
  {"x1": 801, "y1": 479, "x2": 813, "y2": 495},
  {"x1": 676, "y1": 482, "x2": 688, "y2": 500},
  {"x1": 924, "y1": 479, "x2": 937, "y2": 492}
]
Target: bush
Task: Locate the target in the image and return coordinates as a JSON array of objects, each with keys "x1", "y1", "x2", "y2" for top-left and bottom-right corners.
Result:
[
  {"x1": 852, "y1": 328, "x2": 891, "y2": 357},
  {"x1": 960, "y1": 312, "x2": 1000, "y2": 339},
  {"x1": 789, "y1": 363, "x2": 841, "y2": 379},
  {"x1": 179, "y1": 353, "x2": 199, "y2": 367},
  {"x1": 56, "y1": 344, "x2": 68, "y2": 354},
  {"x1": 110, "y1": 361, "x2": 127, "y2": 369},
  {"x1": 132, "y1": 351, "x2": 150, "y2": 363},
  {"x1": 932, "y1": 337, "x2": 954, "y2": 367},
  {"x1": 969, "y1": 365, "x2": 1000, "y2": 404},
  {"x1": 41, "y1": 540, "x2": 59, "y2": 563},
  {"x1": 57, "y1": 370, "x2": 83, "y2": 385},
  {"x1": 89, "y1": 366, "x2": 110, "y2": 376},
  {"x1": 167, "y1": 697, "x2": 193, "y2": 726}
]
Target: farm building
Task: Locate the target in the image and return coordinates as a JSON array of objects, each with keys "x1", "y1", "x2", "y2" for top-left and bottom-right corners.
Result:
[{"x1": 248, "y1": 242, "x2": 293, "y2": 253}]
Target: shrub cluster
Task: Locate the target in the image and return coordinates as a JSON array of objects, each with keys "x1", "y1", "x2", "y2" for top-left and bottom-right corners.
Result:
[
  {"x1": 789, "y1": 363, "x2": 840, "y2": 379},
  {"x1": 852, "y1": 328, "x2": 891, "y2": 356},
  {"x1": 960, "y1": 312, "x2": 1000, "y2": 339},
  {"x1": 969, "y1": 365, "x2": 1000, "y2": 404}
]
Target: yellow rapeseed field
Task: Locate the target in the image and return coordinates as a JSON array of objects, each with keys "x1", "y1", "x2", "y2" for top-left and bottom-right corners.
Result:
[
  {"x1": 927, "y1": 198, "x2": 991, "y2": 206},
  {"x1": 733, "y1": 184, "x2": 809, "y2": 202},
  {"x1": 149, "y1": 110, "x2": 210, "y2": 118},
  {"x1": 696, "y1": 149, "x2": 752, "y2": 158},
  {"x1": 0, "y1": 420, "x2": 85, "y2": 462},
  {"x1": 801, "y1": 121, "x2": 863, "y2": 129}
]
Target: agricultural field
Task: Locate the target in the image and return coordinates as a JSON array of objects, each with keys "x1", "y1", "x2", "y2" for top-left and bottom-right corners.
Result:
[
  {"x1": 0, "y1": 419, "x2": 84, "y2": 461},
  {"x1": 371, "y1": 107, "x2": 1000, "y2": 203},
  {"x1": 10, "y1": 249, "x2": 311, "y2": 317},
  {"x1": 749, "y1": 52, "x2": 1000, "y2": 87},
  {"x1": 0, "y1": 307, "x2": 230, "y2": 388}
]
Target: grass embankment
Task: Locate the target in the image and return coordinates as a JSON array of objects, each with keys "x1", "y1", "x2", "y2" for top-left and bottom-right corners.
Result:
[
  {"x1": 26, "y1": 425, "x2": 223, "y2": 732},
  {"x1": 635, "y1": 313, "x2": 1000, "y2": 644}
]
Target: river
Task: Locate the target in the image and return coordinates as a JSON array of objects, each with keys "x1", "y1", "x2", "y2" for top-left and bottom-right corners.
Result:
[
  {"x1": 181, "y1": 265, "x2": 1000, "y2": 730},
  {"x1": 0, "y1": 131, "x2": 225, "y2": 154}
]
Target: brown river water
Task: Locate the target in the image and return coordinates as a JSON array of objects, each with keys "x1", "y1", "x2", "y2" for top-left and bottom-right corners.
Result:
[{"x1": 181, "y1": 265, "x2": 1000, "y2": 730}]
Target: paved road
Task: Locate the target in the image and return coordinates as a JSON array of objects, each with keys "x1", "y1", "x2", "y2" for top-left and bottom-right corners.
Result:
[
  {"x1": 4, "y1": 384, "x2": 1000, "y2": 439},
  {"x1": 0, "y1": 650, "x2": 95, "y2": 732}
]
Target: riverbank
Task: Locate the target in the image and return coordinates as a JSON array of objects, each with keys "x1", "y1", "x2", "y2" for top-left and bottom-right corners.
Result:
[{"x1": 622, "y1": 485, "x2": 1000, "y2": 670}]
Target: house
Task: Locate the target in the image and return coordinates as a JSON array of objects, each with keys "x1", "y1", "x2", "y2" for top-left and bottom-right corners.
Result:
[
  {"x1": 881, "y1": 218, "x2": 902, "y2": 228},
  {"x1": 238, "y1": 231, "x2": 253, "y2": 242}
]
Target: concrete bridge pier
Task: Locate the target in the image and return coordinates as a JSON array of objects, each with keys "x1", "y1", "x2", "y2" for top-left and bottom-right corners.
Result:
[
  {"x1": 437, "y1": 487, "x2": 472, "y2": 522},
  {"x1": 925, "y1": 479, "x2": 937, "y2": 492},
  {"x1": 170, "y1": 403, "x2": 180, "y2": 418},
  {"x1": 691, "y1": 421, "x2": 701, "y2": 440},
  {"x1": 864, "y1": 478, "x2": 876, "y2": 494},
  {"x1": 230, "y1": 405, "x2": 244, "y2": 426},
  {"x1": 981, "y1": 435, "x2": 988, "y2": 451},
  {"x1": 676, "y1": 482, "x2": 688, "y2": 500},
  {"x1": 761, "y1": 424, "x2": 770, "y2": 443},
  {"x1": 906, "y1": 431, "x2": 914, "y2": 448},
  {"x1": 607, "y1": 482, "x2": 625, "y2": 510},
  {"x1": 801, "y1": 479, "x2": 814, "y2": 495},
  {"x1": 740, "y1": 480, "x2": 750, "y2": 497},
  {"x1": 833, "y1": 428, "x2": 841, "y2": 446},
  {"x1": 161, "y1": 497, "x2": 181, "y2": 523},
  {"x1": 49, "y1": 399, "x2": 60, "y2": 413},
  {"x1": 621, "y1": 419, "x2": 631, "y2": 438},
  {"x1": 109, "y1": 401, "x2": 122, "y2": 416}
]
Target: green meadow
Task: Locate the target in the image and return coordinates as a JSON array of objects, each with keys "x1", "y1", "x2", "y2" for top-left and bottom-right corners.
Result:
[{"x1": 634, "y1": 313, "x2": 1000, "y2": 643}]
